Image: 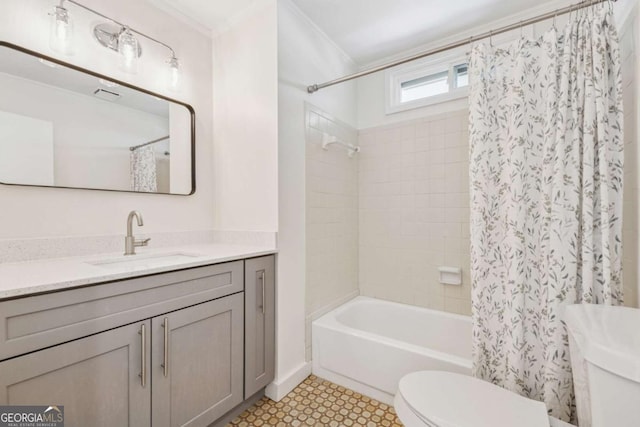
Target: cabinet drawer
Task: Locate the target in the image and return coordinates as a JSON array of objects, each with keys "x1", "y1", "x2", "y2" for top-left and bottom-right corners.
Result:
[{"x1": 0, "y1": 261, "x2": 243, "y2": 361}]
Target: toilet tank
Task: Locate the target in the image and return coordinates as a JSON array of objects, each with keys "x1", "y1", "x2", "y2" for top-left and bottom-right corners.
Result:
[{"x1": 564, "y1": 304, "x2": 640, "y2": 427}]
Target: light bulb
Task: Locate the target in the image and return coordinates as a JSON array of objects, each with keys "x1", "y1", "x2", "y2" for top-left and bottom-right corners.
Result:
[
  {"x1": 49, "y1": 5, "x2": 74, "y2": 55},
  {"x1": 167, "y1": 56, "x2": 180, "y2": 91},
  {"x1": 118, "y1": 27, "x2": 139, "y2": 74}
]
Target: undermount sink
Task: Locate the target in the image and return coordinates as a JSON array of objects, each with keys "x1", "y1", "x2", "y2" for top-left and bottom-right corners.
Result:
[{"x1": 88, "y1": 252, "x2": 204, "y2": 270}]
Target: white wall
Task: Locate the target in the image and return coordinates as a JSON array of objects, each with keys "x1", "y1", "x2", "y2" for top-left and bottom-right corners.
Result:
[
  {"x1": 634, "y1": 1, "x2": 640, "y2": 308},
  {"x1": 0, "y1": 0, "x2": 213, "y2": 238},
  {"x1": 212, "y1": 0, "x2": 279, "y2": 232},
  {"x1": 274, "y1": 0, "x2": 357, "y2": 399},
  {"x1": 617, "y1": 0, "x2": 640, "y2": 308}
]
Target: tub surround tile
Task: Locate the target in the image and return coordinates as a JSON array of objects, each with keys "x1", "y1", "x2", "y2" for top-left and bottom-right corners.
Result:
[
  {"x1": 305, "y1": 104, "x2": 360, "y2": 356},
  {"x1": 358, "y1": 110, "x2": 472, "y2": 316},
  {"x1": 228, "y1": 375, "x2": 402, "y2": 427},
  {"x1": 0, "y1": 243, "x2": 277, "y2": 300},
  {"x1": 444, "y1": 297, "x2": 473, "y2": 316}
]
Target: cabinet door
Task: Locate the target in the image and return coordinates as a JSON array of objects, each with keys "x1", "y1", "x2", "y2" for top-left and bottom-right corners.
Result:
[
  {"x1": 244, "y1": 255, "x2": 276, "y2": 398},
  {"x1": 0, "y1": 321, "x2": 151, "y2": 427},
  {"x1": 151, "y1": 294, "x2": 244, "y2": 427}
]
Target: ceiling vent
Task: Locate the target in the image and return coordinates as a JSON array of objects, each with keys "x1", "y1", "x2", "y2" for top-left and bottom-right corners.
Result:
[{"x1": 93, "y1": 88, "x2": 121, "y2": 102}]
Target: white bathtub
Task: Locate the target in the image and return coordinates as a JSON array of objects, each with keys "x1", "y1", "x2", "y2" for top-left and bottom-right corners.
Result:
[{"x1": 312, "y1": 296, "x2": 472, "y2": 404}]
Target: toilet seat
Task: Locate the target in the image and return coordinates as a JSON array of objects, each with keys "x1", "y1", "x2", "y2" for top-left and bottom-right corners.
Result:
[{"x1": 394, "y1": 371, "x2": 554, "y2": 427}]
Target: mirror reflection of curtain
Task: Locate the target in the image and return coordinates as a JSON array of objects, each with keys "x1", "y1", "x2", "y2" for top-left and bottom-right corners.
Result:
[{"x1": 130, "y1": 146, "x2": 158, "y2": 192}]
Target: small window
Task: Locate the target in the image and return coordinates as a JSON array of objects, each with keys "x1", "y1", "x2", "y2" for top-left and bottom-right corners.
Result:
[
  {"x1": 453, "y1": 64, "x2": 469, "y2": 89},
  {"x1": 386, "y1": 56, "x2": 469, "y2": 114},
  {"x1": 401, "y1": 70, "x2": 449, "y2": 102}
]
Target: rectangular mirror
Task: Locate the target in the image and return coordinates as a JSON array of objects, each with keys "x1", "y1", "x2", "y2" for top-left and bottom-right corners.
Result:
[{"x1": 0, "y1": 42, "x2": 195, "y2": 195}]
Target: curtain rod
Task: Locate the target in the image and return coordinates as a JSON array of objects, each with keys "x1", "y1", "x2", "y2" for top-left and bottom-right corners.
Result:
[
  {"x1": 307, "y1": 0, "x2": 615, "y2": 94},
  {"x1": 130, "y1": 136, "x2": 170, "y2": 151}
]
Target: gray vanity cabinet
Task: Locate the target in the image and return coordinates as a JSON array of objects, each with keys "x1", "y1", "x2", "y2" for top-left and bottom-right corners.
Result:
[
  {"x1": 151, "y1": 294, "x2": 244, "y2": 427},
  {"x1": 0, "y1": 321, "x2": 151, "y2": 427},
  {"x1": 0, "y1": 255, "x2": 276, "y2": 426},
  {"x1": 244, "y1": 256, "x2": 276, "y2": 398}
]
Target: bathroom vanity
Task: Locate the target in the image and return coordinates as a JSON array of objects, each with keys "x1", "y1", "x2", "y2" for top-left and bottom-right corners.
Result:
[{"x1": 0, "y1": 249, "x2": 276, "y2": 427}]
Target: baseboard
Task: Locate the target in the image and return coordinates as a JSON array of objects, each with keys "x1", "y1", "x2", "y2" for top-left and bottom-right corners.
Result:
[{"x1": 265, "y1": 361, "x2": 312, "y2": 401}]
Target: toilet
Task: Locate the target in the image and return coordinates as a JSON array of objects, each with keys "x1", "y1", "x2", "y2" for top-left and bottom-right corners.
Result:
[{"x1": 394, "y1": 304, "x2": 640, "y2": 427}]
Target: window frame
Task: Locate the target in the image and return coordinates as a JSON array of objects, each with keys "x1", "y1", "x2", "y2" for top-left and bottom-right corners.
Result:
[{"x1": 385, "y1": 53, "x2": 469, "y2": 114}]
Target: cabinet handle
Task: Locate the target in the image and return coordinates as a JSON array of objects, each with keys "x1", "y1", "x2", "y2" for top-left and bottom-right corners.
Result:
[
  {"x1": 139, "y1": 324, "x2": 146, "y2": 388},
  {"x1": 161, "y1": 317, "x2": 169, "y2": 377},
  {"x1": 260, "y1": 271, "x2": 266, "y2": 315}
]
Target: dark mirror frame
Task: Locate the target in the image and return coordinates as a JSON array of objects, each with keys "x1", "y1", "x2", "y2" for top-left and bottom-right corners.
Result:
[{"x1": 0, "y1": 41, "x2": 196, "y2": 196}]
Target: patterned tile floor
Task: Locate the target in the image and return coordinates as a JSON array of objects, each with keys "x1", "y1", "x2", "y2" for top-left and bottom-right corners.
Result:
[{"x1": 228, "y1": 375, "x2": 403, "y2": 427}]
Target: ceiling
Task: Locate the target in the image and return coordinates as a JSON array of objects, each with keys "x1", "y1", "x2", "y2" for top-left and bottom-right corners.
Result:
[
  {"x1": 290, "y1": 0, "x2": 560, "y2": 65},
  {"x1": 148, "y1": 0, "x2": 265, "y2": 35}
]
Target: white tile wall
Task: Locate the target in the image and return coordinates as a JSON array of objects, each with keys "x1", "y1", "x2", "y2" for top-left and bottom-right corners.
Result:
[
  {"x1": 305, "y1": 104, "x2": 360, "y2": 359},
  {"x1": 358, "y1": 110, "x2": 472, "y2": 316},
  {"x1": 620, "y1": 14, "x2": 639, "y2": 308}
]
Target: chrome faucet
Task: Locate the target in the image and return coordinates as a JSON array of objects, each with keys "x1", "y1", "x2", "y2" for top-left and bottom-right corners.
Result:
[{"x1": 125, "y1": 211, "x2": 151, "y2": 255}]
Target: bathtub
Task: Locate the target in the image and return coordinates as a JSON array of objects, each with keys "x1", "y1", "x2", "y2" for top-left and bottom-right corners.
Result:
[{"x1": 312, "y1": 296, "x2": 472, "y2": 404}]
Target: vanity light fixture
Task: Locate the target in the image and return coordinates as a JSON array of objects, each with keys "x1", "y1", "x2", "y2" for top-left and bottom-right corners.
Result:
[
  {"x1": 117, "y1": 27, "x2": 139, "y2": 74},
  {"x1": 167, "y1": 55, "x2": 181, "y2": 91},
  {"x1": 49, "y1": 2, "x2": 74, "y2": 55},
  {"x1": 47, "y1": 0, "x2": 181, "y2": 88}
]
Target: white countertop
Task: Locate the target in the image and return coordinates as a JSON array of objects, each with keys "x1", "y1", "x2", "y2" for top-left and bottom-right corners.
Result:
[{"x1": 0, "y1": 243, "x2": 277, "y2": 300}]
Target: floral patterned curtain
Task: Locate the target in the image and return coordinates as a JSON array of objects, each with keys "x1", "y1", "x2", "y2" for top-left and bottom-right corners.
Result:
[
  {"x1": 469, "y1": 5, "x2": 623, "y2": 423},
  {"x1": 130, "y1": 146, "x2": 158, "y2": 192}
]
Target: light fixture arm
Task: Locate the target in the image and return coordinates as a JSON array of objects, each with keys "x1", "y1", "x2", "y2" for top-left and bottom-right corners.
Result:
[
  {"x1": 60, "y1": 0, "x2": 176, "y2": 58},
  {"x1": 50, "y1": 0, "x2": 181, "y2": 88}
]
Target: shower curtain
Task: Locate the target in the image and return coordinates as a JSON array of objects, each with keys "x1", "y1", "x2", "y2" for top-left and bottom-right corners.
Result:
[
  {"x1": 469, "y1": 5, "x2": 623, "y2": 423},
  {"x1": 130, "y1": 146, "x2": 158, "y2": 192}
]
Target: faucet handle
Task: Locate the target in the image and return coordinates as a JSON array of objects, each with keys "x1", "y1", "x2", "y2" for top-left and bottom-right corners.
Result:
[{"x1": 135, "y1": 237, "x2": 151, "y2": 247}]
